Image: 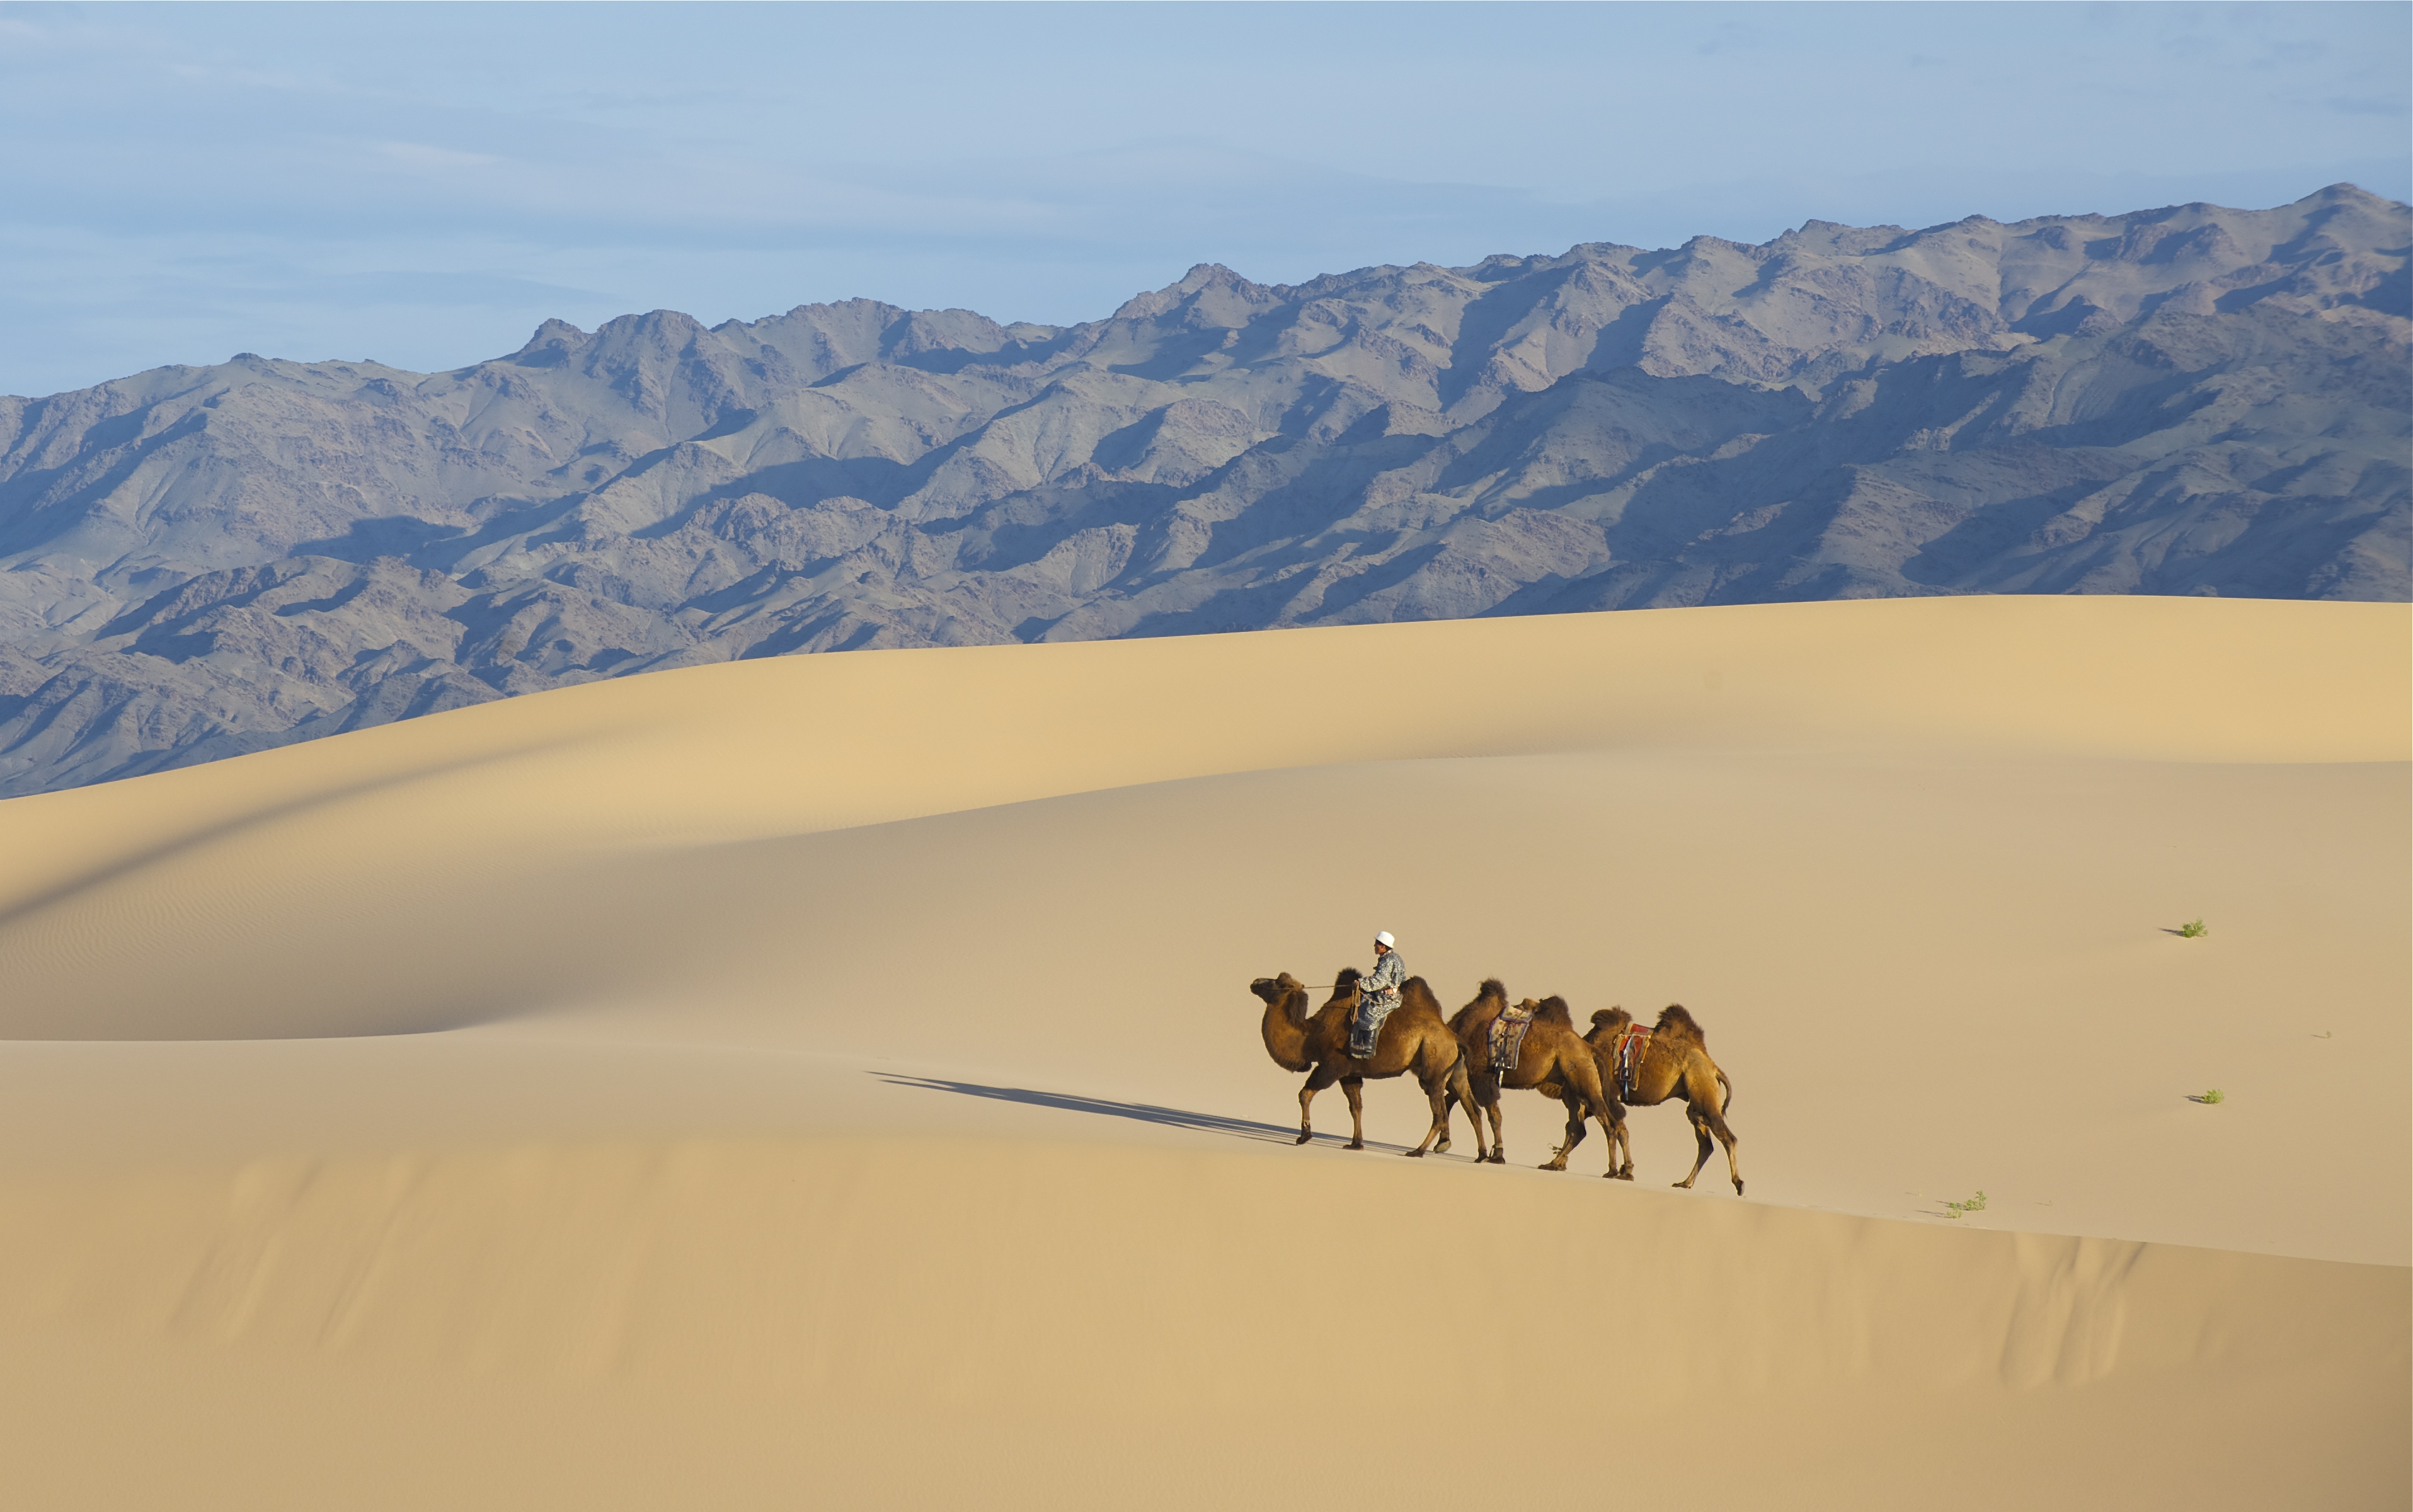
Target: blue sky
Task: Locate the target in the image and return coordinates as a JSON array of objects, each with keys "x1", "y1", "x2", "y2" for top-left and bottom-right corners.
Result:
[{"x1": 1, "y1": 1, "x2": 2406, "y2": 398}]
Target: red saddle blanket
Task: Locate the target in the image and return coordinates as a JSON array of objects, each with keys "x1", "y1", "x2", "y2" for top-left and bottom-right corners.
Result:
[
  {"x1": 1488, "y1": 1004, "x2": 1536, "y2": 1075},
  {"x1": 1608, "y1": 1026, "x2": 1653, "y2": 1101}
]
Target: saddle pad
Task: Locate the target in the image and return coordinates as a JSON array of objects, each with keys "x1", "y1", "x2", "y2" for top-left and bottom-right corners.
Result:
[
  {"x1": 1489, "y1": 1004, "x2": 1537, "y2": 1075},
  {"x1": 1611, "y1": 1026, "x2": 1653, "y2": 1101}
]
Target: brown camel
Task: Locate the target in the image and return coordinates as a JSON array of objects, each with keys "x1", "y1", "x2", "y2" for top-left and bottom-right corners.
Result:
[
  {"x1": 1445, "y1": 980, "x2": 1623, "y2": 1174},
  {"x1": 1553, "y1": 1004, "x2": 1742, "y2": 1194},
  {"x1": 1247, "y1": 969, "x2": 1487, "y2": 1159}
]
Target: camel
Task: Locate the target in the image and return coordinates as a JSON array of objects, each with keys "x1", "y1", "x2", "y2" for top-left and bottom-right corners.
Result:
[
  {"x1": 1445, "y1": 980, "x2": 1623, "y2": 1174},
  {"x1": 1247, "y1": 969, "x2": 1487, "y2": 1160},
  {"x1": 1551, "y1": 1004, "x2": 1742, "y2": 1194}
]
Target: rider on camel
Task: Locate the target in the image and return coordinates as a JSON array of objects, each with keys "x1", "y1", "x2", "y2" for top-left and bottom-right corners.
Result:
[{"x1": 1350, "y1": 931, "x2": 1404, "y2": 1058}]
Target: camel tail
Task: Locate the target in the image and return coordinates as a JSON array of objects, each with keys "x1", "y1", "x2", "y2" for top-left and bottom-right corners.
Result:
[{"x1": 1716, "y1": 1067, "x2": 1734, "y2": 1114}]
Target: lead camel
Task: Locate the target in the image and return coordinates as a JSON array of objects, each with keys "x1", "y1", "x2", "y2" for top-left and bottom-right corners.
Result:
[{"x1": 1247, "y1": 970, "x2": 1487, "y2": 1160}]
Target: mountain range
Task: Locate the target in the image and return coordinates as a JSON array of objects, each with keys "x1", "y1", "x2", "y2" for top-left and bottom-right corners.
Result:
[{"x1": 1, "y1": 183, "x2": 2404, "y2": 797}]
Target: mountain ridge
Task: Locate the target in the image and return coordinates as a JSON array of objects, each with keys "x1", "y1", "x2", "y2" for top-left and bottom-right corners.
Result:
[{"x1": 0, "y1": 183, "x2": 2404, "y2": 796}]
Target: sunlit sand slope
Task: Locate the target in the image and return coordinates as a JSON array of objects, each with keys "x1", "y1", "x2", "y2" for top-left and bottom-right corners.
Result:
[{"x1": 0, "y1": 596, "x2": 2402, "y2": 1509}]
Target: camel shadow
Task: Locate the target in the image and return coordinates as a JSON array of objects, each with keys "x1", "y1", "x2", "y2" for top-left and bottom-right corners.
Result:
[{"x1": 871, "y1": 1075, "x2": 1414, "y2": 1154}]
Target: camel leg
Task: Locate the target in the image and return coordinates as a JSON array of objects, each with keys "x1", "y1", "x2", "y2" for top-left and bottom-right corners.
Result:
[
  {"x1": 1593, "y1": 1099, "x2": 1623, "y2": 1179},
  {"x1": 1460, "y1": 1068, "x2": 1499, "y2": 1163},
  {"x1": 1561, "y1": 1091, "x2": 1617, "y2": 1177},
  {"x1": 1537, "y1": 1085, "x2": 1572, "y2": 1172},
  {"x1": 1405, "y1": 1072, "x2": 1451, "y2": 1158},
  {"x1": 1675, "y1": 1108, "x2": 1716, "y2": 1189},
  {"x1": 1476, "y1": 1070, "x2": 1496, "y2": 1167},
  {"x1": 1710, "y1": 1108, "x2": 1743, "y2": 1194},
  {"x1": 1342, "y1": 1076, "x2": 1367, "y2": 1151},
  {"x1": 1610, "y1": 1102, "x2": 1634, "y2": 1180},
  {"x1": 1296, "y1": 1063, "x2": 1341, "y2": 1145},
  {"x1": 1435, "y1": 1068, "x2": 1467, "y2": 1157},
  {"x1": 1438, "y1": 1062, "x2": 1488, "y2": 1162},
  {"x1": 1553, "y1": 1091, "x2": 1587, "y2": 1171}
]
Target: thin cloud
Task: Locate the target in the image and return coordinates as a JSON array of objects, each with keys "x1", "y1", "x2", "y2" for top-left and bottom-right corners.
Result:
[{"x1": 372, "y1": 142, "x2": 506, "y2": 172}]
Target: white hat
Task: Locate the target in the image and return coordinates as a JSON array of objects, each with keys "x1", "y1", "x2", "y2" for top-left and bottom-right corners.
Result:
[{"x1": 1373, "y1": 931, "x2": 1395, "y2": 948}]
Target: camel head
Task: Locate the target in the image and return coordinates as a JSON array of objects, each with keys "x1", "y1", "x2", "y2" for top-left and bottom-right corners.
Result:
[
  {"x1": 1588, "y1": 1005, "x2": 1634, "y2": 1041},
  {"x1": 1249, "y1": 973, "x2": 1302, "y2": 1006},
  {"x1": 1448, "y1": 978, "x2": 1506, "y2": 1034},
  {"x1": 1251, "y1": 971, "x2": 1316, "y2": 1072}
]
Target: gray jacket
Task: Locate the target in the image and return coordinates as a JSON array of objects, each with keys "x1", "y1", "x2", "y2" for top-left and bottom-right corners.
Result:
[{"x1": 1361, "y1": 949, "x2": 1406, "y2": 1011}]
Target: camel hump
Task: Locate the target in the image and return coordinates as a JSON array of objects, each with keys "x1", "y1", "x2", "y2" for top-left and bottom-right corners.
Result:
[
  {"x1": 1335, "y1": 966, "x2": 1362, "y2": 987},
  {"x1": 1653, "y1": 1004, "x2": 1707, "y2": 1046},
  {"x1": 1590, "y1": 1006, "x2": 1631, "y2": 1031},
  {"x1": 1479, "y1": 977, "x2": 1507, "y2": 1002},
  {"x1": 1401, "y1": 976, "x2": 1442, "y2": 1012},
  {"x1": 1535, "y1": 995, "x2": 1574, "y2": 1028}
]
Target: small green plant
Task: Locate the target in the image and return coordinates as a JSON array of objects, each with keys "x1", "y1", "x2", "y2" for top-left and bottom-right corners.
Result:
[
  {"x1": 2178, "y1": 919, "x2": 2209, "y2": 937},
  {"x1": 2197, "y1": 1089, "x2": 2225, "y2": 1105},
  {"x1": 1944, "y1": 1190, "x2": 1988, "y2": 1218}
]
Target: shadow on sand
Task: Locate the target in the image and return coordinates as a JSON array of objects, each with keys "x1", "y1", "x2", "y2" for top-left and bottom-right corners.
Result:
[{"x1": 871, "y1": 1074, "x2": 1416, "y2": 1154}]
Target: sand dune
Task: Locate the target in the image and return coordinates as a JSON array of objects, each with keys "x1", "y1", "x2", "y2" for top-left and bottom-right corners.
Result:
[{"x1": 0, "y1": 595, "x2": 2403, "y2": 1508}]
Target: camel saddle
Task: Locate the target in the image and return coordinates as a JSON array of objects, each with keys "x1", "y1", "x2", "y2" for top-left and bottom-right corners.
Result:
[
  {"x1": 1488, "y1": 1002, "x2": 1537, "y2": 1075},
  {"x1": 1608, "y1": 1024, "x2": 1652, "y2": 1101}
]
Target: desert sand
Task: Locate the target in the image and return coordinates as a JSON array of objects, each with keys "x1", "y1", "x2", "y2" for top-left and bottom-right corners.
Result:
[{"x1": 0, "y1": 594, "x2": 2402, "y2": 1509}]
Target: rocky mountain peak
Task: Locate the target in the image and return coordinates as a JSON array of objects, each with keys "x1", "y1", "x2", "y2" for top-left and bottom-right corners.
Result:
[{"x1": 0, "y1": 185, "x2": 2402, "y2": 796}]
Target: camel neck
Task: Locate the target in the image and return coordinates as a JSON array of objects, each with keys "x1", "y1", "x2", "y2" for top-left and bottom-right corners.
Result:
[{"x1": 1260, "y1": 988, "x2": 1315, "y2": 1070}]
